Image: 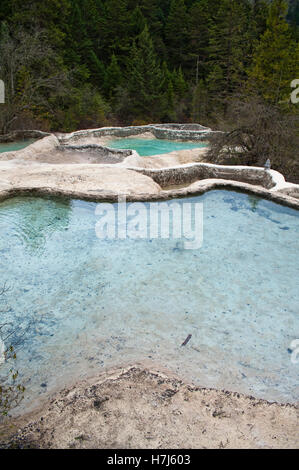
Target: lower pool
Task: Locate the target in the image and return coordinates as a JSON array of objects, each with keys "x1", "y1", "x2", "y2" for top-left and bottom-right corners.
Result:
[
  {"x1": 108, "y1": 138, "x2": 207, "y2": 156},
  {"x1": 0, "y1": 190, "x2": 298, "y2": 411},
  {"x1": 0, "y1": 139, "x2": 37, "y2": 154}
]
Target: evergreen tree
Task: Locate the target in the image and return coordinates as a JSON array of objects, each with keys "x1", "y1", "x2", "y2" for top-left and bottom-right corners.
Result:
[
  {"x1": 245, "y1": 0, "x2": 269, "y2": 67},
  {"x1": 191, "y1": 79, "x2": 209, "y2": 123},
  {"x1": 104, "y1": 54, "x2": 122, "y2": 99},
  {"x1": 165, "y1": 0, "x2": 189, "y2": 68},
  {"x1": 66, "y1": 0, "x2": 106, "y2": 87},
  {"x1": 160, "y1": 61, "x2": 176, "y2": 120},
  {"x1": 125, "y1": 25, "x2": 163, "y2": 120},
  {"x1": 287, "y1": 0, "x2": 299, "y2": 27},
  {"x1": 187, "y1": 0, "x2": 212, "y2": 82},
  {"x1": 207, "y1": 0, "x2": 249, "y2": 105},
  {"x1": 138, "y1": 0, "x2": 166, "y2": 57},
  {"x1": 66, "y1": 0, "x2": 91, "y2": 65},
  {"x1": 173, "y1": 67, "x2": 187, "y2": 98},
  {"x1": 129, "y1": 6, "x2": 147, "y2": 38},
  {"x1": 164, "y1": 80, "x2": 177, "y2": 121},
  {"x1": 0, "y1": 0, "x2": 296, "y2": 131},
  {"x1": 0, "y1": 1, "x2": 12, "y2": 22},
  {"x1": 249, "y1": 0, "x2": 299, "y2": 103},
  {"x1": 10, "y1": 0, "x2": 71, "y2": 50},
  {"x1": 161, "y1": 61, "x2": 173, "y2": 91},
  {"x1": 103, "y1": 0, "x2": 131, "y2": 58}
]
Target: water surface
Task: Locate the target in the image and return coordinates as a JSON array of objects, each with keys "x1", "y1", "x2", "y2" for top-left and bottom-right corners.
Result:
[
  {"x1": 0, "y1": 190, "x2": 298, "y2": 411},
  {"x1": 0, "y1": 139, "x2": 37, "y2": 153},
  {"x1": 108, "y1": 138, "x2": 207, "y2": 156}
]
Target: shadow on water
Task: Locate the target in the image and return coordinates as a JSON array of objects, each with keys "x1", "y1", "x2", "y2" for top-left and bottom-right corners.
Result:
[
  {"x1": 219, "y1": 192, "x2": 297, "y2": 229},
  {"x1": 0, "y1": 197, "x2": 72, "y2": 255},
  {"x1": 248, "y1": 195, "x2": 260, "y2": 212}
]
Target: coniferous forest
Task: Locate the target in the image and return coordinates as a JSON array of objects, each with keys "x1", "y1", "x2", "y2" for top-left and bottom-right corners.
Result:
[{"x1": 0, "y1": 1, "x2": 298, "y2": 151}]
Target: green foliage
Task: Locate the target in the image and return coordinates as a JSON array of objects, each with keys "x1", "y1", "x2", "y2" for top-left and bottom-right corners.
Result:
[
  {"x1": 54, "y1": 84, "x2": 110, "y2": 132},
  {"x1": 9, "y1": 0, "x2": 71, "y2": 49},
  {"x1": 173, "y1": 67, "x2": 187, "y2": 98},
  {"x1": 187, "y1": 0, "x2": 211, "y2": 82},
  {"x1": 249, "y1": 0, "x2": 299, "y2": 103},
  {"x1": 129, "y1": 6, "x2": 147, "y2": 38},
  {"x1": 287, "y1": 0, "x2": 299, "y2": 28},
  {"x1": 207, "y1": 0, "x2": 249, "y2": 102},
  {"x1": 123, "y1": 25, "x2": 163, "y2": 121},
  {"x1": 191, "y1": 80, "x2": 209, "y2": 123},
  {"x1": 0, "y1": 0, "x2": 298, "y2": 129},
  {"x1": 104, "y1": 54, "x2": 122, "y2": 99},
  {"x1": 165, "y1": 0, "x2": 189, "y2": 68}
]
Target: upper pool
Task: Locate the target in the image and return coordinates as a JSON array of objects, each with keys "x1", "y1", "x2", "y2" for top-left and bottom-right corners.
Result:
[
  {"x1": 0, "y1": 190, "x2": 298, "y2": 412},
  {"x1": 108, "y1": 138, "x2": 207, "y2": 156},
  {"x1": 0, "y1": 139, "x2": 37, "y2": 153}
]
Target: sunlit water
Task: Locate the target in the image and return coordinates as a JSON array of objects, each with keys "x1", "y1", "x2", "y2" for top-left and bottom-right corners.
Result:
[
  {"x1": 0, "y1": 139, "x2": 37, "y2": 153},
  {"x1": 0, "y1": 190, "x2": 298, "y2": 413},
  {"x1": 108, "y1": 138, "x2": 207, "y2": 156}
]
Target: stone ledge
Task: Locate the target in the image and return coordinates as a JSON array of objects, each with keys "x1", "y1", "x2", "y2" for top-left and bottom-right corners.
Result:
[
  {"x1": 58, "y1": 123, "x2": 220, "y2": 143},
  {"x1": 0, "y1": 128, "x2": 298, "y2": 210},
  {"x1": 0, "y1": 176, "x2": 299, "y2": 210}
]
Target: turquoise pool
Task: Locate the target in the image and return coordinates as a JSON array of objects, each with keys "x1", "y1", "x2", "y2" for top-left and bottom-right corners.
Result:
[
  {"x1": 108, "y1": 138, "x2": 207, "y2": 156},
  {"x1": 0, "y1": 139, "x2": 37, "y2": 153},
  {"x1": 0, "y1": 190, "x2": 298, "y2": 411}
]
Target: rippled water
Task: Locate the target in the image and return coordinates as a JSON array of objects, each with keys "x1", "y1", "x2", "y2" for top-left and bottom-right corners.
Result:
[
  {"x1": 0, "y1": 139, "x2": 37, "y2": 153},
  {"x1": 108, "y1": 138, "x2": 207, "y2": 156},
  {"x1": 0, "y1": 190, "x2": 298, "y2": 413}
]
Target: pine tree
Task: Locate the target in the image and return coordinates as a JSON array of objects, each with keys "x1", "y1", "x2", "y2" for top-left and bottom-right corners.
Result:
[
  {"x1": 104, "y1": 54, "x2": 122, "y2": 98},
  {"x1": 138, "y1": 0, "x2": 166, "y2": 57},
  {"x1": 80, "y1": 0, "x2": 105, "y2": 55},
  {"x1": 161, "y1": 61, "x2": 173, "y2": 92},
  {"x1": 10, "y1": 0, "x2": 71, "y2": 50},
  {"x1": 164, "y1": 80, "x2": 177, "y2": 121},
  {"x1": 129, "y1": 6, "x2": 147, "y2": 38},
  {"x1": 103, "y1": 0, "x2": 131, "y2": 58},
  {"x1": 249, "y1": 0, "x2": 299, "y2": 103},
  {"x1": 287, "y1": 0, "x2": 299, "y2": 28},
  {"x1": 245, "y1": 0, "x2": 269, "y2": 68},
  {"x1": 165, "y1": 0, "x2": 189, "y2": 68},
  {"x1": 187, "y1": 0, "x2": 212, "y2": 82},
  {"x1": 66, "y1": 0, "x2": 106, "y2": 87},
  {"x1": 173, "y1": 67, "x2": 187, "y2": 98},
  {"x1": 191, "y1": 79, "x2": 209, "y2": 123},
  {"x1": 207, "y1": 0, "x2": 249, "y2": 104},
  {"x1": 0, "y1": 1, "x2": 12, "y2": 22},
  {"x1": 125, "y1": 25, "x2": 163, "y2": 120},
  {"x1": 88, "y1": 51, "x2": 106, "y2": 87},
  {"x1": 67, "y1": 0, "x2": 90, "y2": 65}
]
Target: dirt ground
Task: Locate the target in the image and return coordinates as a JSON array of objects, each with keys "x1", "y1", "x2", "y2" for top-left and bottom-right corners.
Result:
[{"x1": 1, "y1": 365, "x2": 298, "y2": 449}]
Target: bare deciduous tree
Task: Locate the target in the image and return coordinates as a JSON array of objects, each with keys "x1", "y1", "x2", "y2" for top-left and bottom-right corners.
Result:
[
  {"x1": 0, "y1": 23, "x2": 69, "y2": 134},
  {"x1": 206, "y1": 95, "x2": 299, "y2": 183}
]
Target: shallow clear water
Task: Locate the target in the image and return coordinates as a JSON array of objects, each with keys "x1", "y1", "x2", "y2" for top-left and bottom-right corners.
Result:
[
  {"x1": 0, "y1": 139, "x2": 37, "y2": 154},
  {"x1": 0, "y1": 190, "x2": 298, "y2": 412},
  {"x1": 108, "y1": 138, "x2": 207, "y2": 156}
]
